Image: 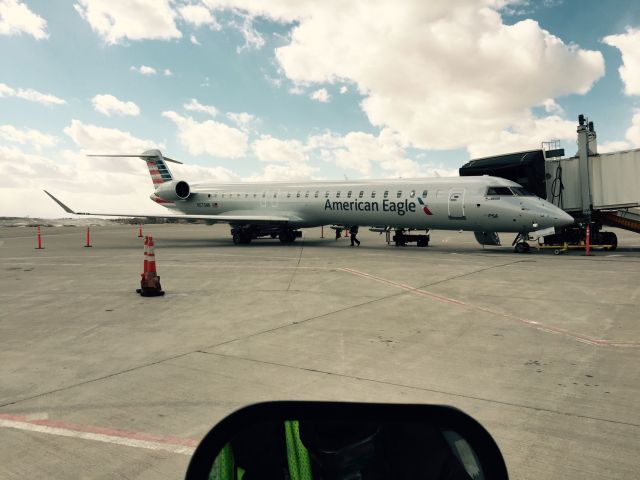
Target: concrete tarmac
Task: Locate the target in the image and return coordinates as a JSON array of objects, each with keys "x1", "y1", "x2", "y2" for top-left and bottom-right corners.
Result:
[{"x1": 1, "y1": 224, "x2": 639, "y2": 479}]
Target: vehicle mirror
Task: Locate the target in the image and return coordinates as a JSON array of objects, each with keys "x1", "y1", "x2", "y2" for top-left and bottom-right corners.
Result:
[{"x1": 186, "y1": 401, "x2": 508, "y2": 479}]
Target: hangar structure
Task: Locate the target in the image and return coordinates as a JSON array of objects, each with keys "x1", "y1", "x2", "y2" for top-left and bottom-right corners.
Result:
[{"x1": 460, "y1": 114, "x2": 640, "y2": 250}]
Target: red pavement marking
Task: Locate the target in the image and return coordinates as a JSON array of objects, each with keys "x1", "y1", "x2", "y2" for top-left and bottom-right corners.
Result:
[
  {"x1": 339, "y1": 267, "x2": 640, "y2": 348},
  {"x1": 0, "y1": 413, "x2": 199, "y2": 447}
]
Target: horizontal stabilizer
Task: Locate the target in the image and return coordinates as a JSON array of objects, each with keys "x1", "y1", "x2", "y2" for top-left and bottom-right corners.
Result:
[{"x1": 87, "y1": 154, "x2": 182, "y2": 164}]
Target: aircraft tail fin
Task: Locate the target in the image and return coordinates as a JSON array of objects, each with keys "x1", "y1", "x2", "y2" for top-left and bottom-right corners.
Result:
[{"x1": 88, "y1": 150, "x2": 182, "y2": 187}]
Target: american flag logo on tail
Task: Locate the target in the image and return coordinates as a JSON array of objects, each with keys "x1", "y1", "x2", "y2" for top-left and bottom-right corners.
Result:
[{"x1": 146, "y1": 157, "x2": 173, "y2": 185}]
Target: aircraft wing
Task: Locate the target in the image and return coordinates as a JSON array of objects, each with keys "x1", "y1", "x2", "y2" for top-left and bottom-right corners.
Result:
[{"x1": 43, "y1": 191, "x2": 294, "y2": 224}]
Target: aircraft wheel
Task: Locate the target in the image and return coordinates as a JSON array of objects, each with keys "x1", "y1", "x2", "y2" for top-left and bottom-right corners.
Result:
[
  {"x1": 279, "y1": 231, "x2": 295, "y2": 243},
  {"x1": 232, "y1": 233, "x2": 242, "y2": 245},
  {"x1": 515, "y1": 242, "x2": 530, "y2": 253}
]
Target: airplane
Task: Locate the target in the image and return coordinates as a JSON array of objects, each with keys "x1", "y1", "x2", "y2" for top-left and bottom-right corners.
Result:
[{"x1": 45, "y1": 149, "x2": 575, "y2": 252}]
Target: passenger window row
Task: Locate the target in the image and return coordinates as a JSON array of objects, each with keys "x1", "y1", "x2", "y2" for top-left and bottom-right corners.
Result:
[{"x1": 210, "y1": 189, "x2": 429, "y2": 199}]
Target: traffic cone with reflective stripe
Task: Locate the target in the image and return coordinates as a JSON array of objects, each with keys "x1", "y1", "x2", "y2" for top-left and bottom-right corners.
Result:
[
  {"x1": 138, "y1": 224, "x2": 143, "y2": 238},
  {"x1": 35, "y1": 225, "x2": 44, "y2": 250},
  {"x1": 84, "y1": 226, "x2": 92, "y2": 247},
  {"x1": 138, "y1": 235, "x2": 164, "y2": 297}
]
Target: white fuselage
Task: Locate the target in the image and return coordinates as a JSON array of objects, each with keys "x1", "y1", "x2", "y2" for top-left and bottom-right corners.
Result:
[{"x1": 158, "y1": 176, "x2": 573, "y2": 233}]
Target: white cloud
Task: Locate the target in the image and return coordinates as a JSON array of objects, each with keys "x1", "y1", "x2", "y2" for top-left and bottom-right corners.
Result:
[
  {"x1": 0, "y1": 0, "x2": 48, "y2": 39},
  {"x1": 0, "y1": 124, "x2": 58, "y2": 150},
  {"x1": 163, "y1": 68, "x2": 173, "y2": 76},
  {"x1": 178, "y1": 4, "x2": 220, "y2": 29},
  {"x1": 252, "y1": 135, "x2": 306, "y2": 163},
  {"x1": 184, "y1": 98, "x2": 218, "y2": 117},
  {"x1": 0, "y1": 124, "x2": 58, "y2": 151},
  {"x1": 226, "y1": 111, "x2": 255, "y2": 130},
  {"x1": 288, "y1": 84, "x2": 304, "y2": 95},
  {"x1": 340, "y1": 86, "x2": 348, "y2": 94},
  {"x1": 232, "y1": 13, "x2": 265, "y2": 52},
  {"x1": 310, "y1": 88, "x2": 330, "y2": 103},
  {"x1": 598, "y1": 140, "x2": 632, "y2": 154},
  {"x1": 0, "y1": 145, "x2": 170, "y2": 217},
  {"x1": 0, "y1": 82, "x2": 65, "y2": 105},
  {"x1": 210, "y1": 1, "x2": 603, "y2": 151},
  {"x1": 130, "y1": 65, "x2": 157, "y2": 75},
  {"x1": 64, "y1": 119, "x2": 160, "y2": 153},
  {"x1": 626, "y1": 112, "x2": 640, "y2": 146},
  {"x1": 74, "y1": 0, "x2": 181, "y2": 44},
  {"x1": 603, "y1": 27, "x2": 640, "y2": 96},
  {"x1": 91, "y1": 94, "x2": 140, "y2": 117},
  {"x1": 190, "y1": 34, "x2": 201, "y2": 45},
  {"x1": 542, "y1": 98, "x2": 563, "y2": 114},
  {"x1": 466, "y1": 114, "x2": 577, "y2": 158},
  {"x1": 162, "y1": 111, "x2": 248, "y2": 158},
  {"x1": 245, "y1": 163, "x2": 318, "y2": 182},
  {"x1": 307, "y1": 128, "x2": 454, "y2": 178},
  {"x1": 171, "y1": 162, "x2": 240, "y2": 183},
  {"x1": 579, "y1": 111, "x2": 640, "y2": 154}
]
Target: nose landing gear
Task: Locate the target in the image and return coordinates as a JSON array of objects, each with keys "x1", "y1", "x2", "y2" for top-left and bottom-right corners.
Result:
[{"x1": 512, "y1": 232, "x2": 531, "y2": 253}]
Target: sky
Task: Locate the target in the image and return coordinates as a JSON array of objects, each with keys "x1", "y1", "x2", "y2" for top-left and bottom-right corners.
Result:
[{"x1": 1, "y1": 0, "x2": 639, "y2": 217}]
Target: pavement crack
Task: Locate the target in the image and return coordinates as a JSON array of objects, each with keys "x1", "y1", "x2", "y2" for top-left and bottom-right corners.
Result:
[
  {"x1": 203, "y1": 351, "x2": 640, "y2": 430},
  {"x1": 417, "y1": 260, "x2": 529, "y2": 290},
  {"x1": 286, "y1": 239, "x2": 305, "y2": 291},
  {"x1": 0, "y1": 351, "x2": 195, "y2": 409}
]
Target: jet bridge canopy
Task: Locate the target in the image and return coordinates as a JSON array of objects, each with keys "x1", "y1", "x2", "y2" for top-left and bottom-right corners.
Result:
[{"x1": 459, "y1": 149, "x2": 547, "y2": 198}]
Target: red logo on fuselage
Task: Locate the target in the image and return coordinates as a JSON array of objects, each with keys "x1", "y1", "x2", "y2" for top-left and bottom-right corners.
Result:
[{"x1": 417, "y1": 197, "x2": 433, "y2": 215}]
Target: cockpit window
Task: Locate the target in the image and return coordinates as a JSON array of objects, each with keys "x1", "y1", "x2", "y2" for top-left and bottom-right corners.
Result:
[
  {"x1": 486, "y1": 187, "x2": 513, "y2": 196},
  {"x1": 511, "y1": 187, "x2": 534, "y2": 196}
]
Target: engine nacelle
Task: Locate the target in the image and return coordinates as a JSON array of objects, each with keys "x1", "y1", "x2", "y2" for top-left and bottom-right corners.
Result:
[{"x1": 155, "y1": 180, "x2": 191, "y2": 201}]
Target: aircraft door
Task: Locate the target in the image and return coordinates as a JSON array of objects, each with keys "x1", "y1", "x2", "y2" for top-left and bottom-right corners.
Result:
[
  {"x1": 261, "y1": 191, "x2": 268, "y2": 208},
  {"x1": 271, "y1": 190, "x2": 279, "y2": 208},
  {"x1": 448, "y1": 188, "x2": 466, "y2": 219}
]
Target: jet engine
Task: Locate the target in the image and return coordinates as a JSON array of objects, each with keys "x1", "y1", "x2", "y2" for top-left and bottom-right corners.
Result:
[{"x1": 155, "y1": 180, "x2": 191, "y2": 201}]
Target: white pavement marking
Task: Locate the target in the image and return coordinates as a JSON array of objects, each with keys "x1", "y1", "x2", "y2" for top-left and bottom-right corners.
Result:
[{"x1": 0, "y1": 416, "x2": 196, "y2": 456}]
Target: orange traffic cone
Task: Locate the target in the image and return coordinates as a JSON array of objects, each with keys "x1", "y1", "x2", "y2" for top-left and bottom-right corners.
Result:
[
  {"x1": 138, "y1": 224, "x2": 143, "y2": 238},
  {"x1": 138, "y1": 235, "x2": 164, "y2": 297},
  {"x1": 84, "y1": 226, "x2": 92, "y2": 247},
  {"x1": 35, "y1": 225, "x2": 44, "y2": 249}
]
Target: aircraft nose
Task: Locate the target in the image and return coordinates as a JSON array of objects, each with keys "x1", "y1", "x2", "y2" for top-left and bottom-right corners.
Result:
[{"x1": 549, "y1": 208, "x2": 574, "y2": 227}]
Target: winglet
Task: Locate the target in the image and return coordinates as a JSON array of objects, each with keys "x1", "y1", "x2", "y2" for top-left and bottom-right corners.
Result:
[{"x1": 43, "y1": 190, "x2": 76, "y2": 214}]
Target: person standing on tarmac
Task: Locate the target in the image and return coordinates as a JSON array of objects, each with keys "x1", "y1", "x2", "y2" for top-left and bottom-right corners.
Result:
[
  {"x1": 350, "y1": 225, "x2": 360, "y2": 246},
  {"x1": 335, "y1": 227, "x2": 342, "y2": 240}
]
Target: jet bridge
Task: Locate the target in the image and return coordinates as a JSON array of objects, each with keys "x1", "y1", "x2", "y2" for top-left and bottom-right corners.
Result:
[{"x1": 459, "y1": 114, "x2": 640, "y2": 250}]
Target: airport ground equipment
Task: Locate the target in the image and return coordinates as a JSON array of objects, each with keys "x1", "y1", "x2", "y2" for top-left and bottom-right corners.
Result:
[
  {"x1": 367, "y1": 226, "x2": 430, "y2": 247},
  {"x1": 459, "y1": 114, "x2": 640, "y2": 252},
  {"x1": 392, "y1": 229, "x2": 431, "y2": 247}
]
